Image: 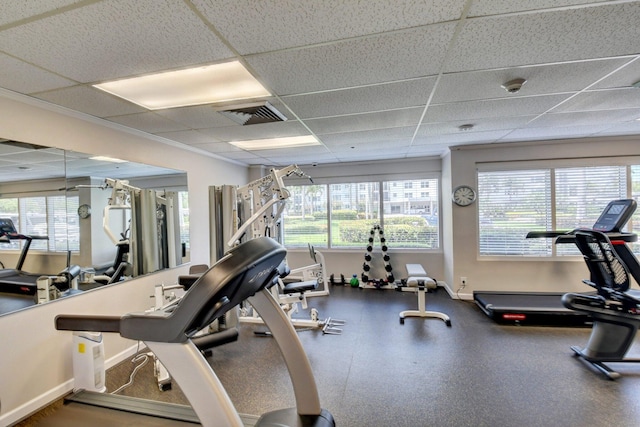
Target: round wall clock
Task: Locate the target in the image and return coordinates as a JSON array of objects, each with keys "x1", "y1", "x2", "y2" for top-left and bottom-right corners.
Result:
[
  {"x1": 77, "y1": 203, "x2": 92, "y2": 219},
  {"x1": 452, "y1": 185, "x2": 477, "y2": 207}
]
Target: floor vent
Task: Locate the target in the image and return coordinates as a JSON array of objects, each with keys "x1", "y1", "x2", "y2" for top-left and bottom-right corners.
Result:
[{"x1": 217, "y1": 101, "x2": 288, "y2": 125}]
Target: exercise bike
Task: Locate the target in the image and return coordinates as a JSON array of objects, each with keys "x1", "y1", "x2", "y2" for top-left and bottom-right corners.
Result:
[
  {"x1": 55, "y1": 237, "x2": 335, "y2": 426},
  {"x1": 562, "y1": 229, "x2": 640, "y2": 379}
]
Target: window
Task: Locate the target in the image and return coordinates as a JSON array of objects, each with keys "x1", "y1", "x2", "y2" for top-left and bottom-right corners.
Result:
[
  {"x1": 282, "y1": 178, "x2": 439, "y2": 250},
  {"x1": 178, "y1": 191, "x2": 190, "y2": 250},
  {"x1": 383, "y1": 179, "x2": 439, "y2": 248},
  {"x1": 282, "y1": 185, "x2": 328, "y2": 247},
  {"x1": 330, "y1": 182, "x2": 379, "y2": 248},
  {"x1": 0, "y1": 195, "x2": 79, "y2": 252},
  {"x1": 478, "y1": 165, "x2": 630, "y2": 257},
  {"x1": 478, "y1": 170, "x2": 551, "y2": 256}
]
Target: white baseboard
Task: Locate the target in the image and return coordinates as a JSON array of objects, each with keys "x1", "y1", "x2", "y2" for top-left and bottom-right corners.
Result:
[{"x1": 1, "y1": 343, "x2": 139, "y2": 427}]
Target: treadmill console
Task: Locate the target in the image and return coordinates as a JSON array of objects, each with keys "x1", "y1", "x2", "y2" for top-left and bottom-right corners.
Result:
[
  {"x1": 592, "y1": 199, "x2": 637, "y2": 232},
  {"x1": 0, "y1": 218, "x2": 17, "y2": 236}
]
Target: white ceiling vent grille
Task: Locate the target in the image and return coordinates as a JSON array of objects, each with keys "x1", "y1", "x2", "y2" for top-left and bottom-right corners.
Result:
[{"x1": 217, "y1": 101, "x2": 288, "y2": 125}]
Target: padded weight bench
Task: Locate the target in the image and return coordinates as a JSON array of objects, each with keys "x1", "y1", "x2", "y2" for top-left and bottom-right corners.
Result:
[{"x1": 399, "y1": 264, "x2": 451, "y2": 326}]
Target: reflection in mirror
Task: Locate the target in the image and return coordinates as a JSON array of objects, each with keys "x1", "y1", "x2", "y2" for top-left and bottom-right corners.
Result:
[{"x1": 0, "y1": 139, "x2": 188, "y2": 316}]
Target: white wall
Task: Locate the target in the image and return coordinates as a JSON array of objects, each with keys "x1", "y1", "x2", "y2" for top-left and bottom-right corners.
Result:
[
  {"x1": 445, "y1": 137, "x2": 640, "y2": 298},
  {"x1": 0, "y1": 90, "x2": 248, "y2": 425}
]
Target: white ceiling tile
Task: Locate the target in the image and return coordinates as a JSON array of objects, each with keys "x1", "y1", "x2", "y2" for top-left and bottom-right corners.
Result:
[
  {"x1": 307, "y1": 109, "x2": 423, "y2": 135},
  {"x1": 319, "y1": 128, "x2": 416, "y2": 148},
  {"x1": 529, "y1": 109, "x2": 640, "y2": 127},
  {"x1": 334, "y1": 151, "x2": 406, "y2": 162},
  {"x1": 199, "y1": 120, "x2": 310, "y2": 142},
  {"x1": 553, "y1": 88, "x2": 640, "y2": 113},
  {"x1": 106, "y1": 112, "x2": 189, "y2": 134},
  {"x1": 468, "y1": 0, "x2": 608, "y2": 17},
  {"x1": 193, "y1": 0, "x2": 465, "y2": 54},
  {"x1": 447, "y1": 3, "x2": 640, "y2": 72},
  {"x1": 412, "y1": 130, "x2": 511, "y2": 145},
  {"x1": 246, "y1": 145, "x2": 329, "y2": 158},
  {"x1": 418, "y1": 116, "x2": 537, "y2": 136},
  {"x1": 0, "y1": 54, "x2": 76, "y2": 93},
  {"x1": 505, "y1": 124, "x2": 613, "y2": 141},
  {"x1": 154, "y1": 130, "x2": 221, "y2": 145},
  {"x1": 154, "y1": 105, "x2": 238, "y2": 129},
  {"x1": 246, "y1": 22, "x2": 457, "y2": 95},
  {"x1": 434, "y1": 58, "x2": 629, "y2": 103},
  {"x1": 425, "y1": 94, "x2": 570, "y2": 122},
  {"x1": 0, "y1": 0, "x2": 83, "y2": 26},
  {"x1": 330, "y1": 139, "x2": 412, "y2": 153},
  {"x1": 0, "y1": 0, "x2": 234, "y2": 82},
  {"x1": 33, "y1": 85, "x2": 146, "y2": 117},
  {"x1": 405, "y1": 144, "x2": 450, "y2": 157},
  {"x1": 591, "y1": 58, "x2": 640, "y2": 89},
  {"x1": 282, "y1": 78, "x2": 436, "y2": 119},
  {"x1": 261, "y1": 153, "x2": 339, "y2": 166},
  {"x1": 190, "y1": 142, "x2": 245, "y2": 153},
  {"x1": 597, "y1": 120, "x2": 640, "y2": 136}
]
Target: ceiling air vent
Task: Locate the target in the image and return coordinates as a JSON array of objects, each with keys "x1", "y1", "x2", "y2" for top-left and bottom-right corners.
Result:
[{"x1": 217, "y1": 101, "x2": 288, "y2": 126}]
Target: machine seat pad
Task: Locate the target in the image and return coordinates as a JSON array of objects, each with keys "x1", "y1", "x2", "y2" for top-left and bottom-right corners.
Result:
[
  {"x1": 283, "y1": 280, "x2": 318, "y2": 294},
  {"x1": 405, "y1": 264, "x2": 436, "y2": 289}
]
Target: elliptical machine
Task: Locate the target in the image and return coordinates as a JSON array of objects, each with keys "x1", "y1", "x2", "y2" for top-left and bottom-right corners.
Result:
[{"x1": 562, "y1": 200, "x2": 640, "y2": 379}]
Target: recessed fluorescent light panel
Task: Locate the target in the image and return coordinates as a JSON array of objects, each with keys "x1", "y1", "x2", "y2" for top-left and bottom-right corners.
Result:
[
  {"x1": 90, "y1": 156, "x2": 128, "y2": 163},
  {"x1": 93, "y1": 61, "x2": 270, "y2": 110},
  {"x1": 230, "y1": 136, "x2": 320, "y2": 151}
]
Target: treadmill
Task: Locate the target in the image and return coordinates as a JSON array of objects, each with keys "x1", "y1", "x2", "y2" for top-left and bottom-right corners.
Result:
[
  {"x1": 474, "y1": 199, "x2": 639, "y2": 325},
  {"x1": 0, "y1": 218, "x2": 49, "y2": 295}
]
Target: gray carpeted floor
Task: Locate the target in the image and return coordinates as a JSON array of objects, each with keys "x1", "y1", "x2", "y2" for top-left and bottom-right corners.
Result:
[{"x1": 22, "y1": 285, "x2": 640, "y2": 426}]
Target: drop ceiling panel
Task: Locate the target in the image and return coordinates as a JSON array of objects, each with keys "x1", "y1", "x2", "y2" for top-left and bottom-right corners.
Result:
[
  {"x1": 193, "y1": 0, "x2": 466, "y2": 54},
  {"x1": 308, "y1": 108, "x2": 423, "y2": 135},
  {"x1": 0, "y1": 1, "x2": 83, "y2": 26},
  {"x1": 154, "y1": 105, "x2": 240, "y2": 129},
  {"x1": 190, "y1": 142, "x2": 242, "y2": 153},
  {"x1": 591, "y1": 58, "x2": 640, "y2": 89},
  {"x1": 527, "y1": 109, "x2": 640, "y2": 127},
  {"x1": 0, "y1": 54, "x2": 76, "y2": 94},
  {"x1": 334, "y1": 151, "x2": 406, "y2": 162},
  {"x1": 418, "y1": 116, "x2": 537, "y2": 136},
  {"x1": 425, "y1": 94, "x2": 570, "y2": 123},
  {"x1": 154, "y1": 130, "x2": 221, "y2": 146},
  {"x1": 244, "y1": 145, "x2": 330, "y2": 158},
  {"x1": 406, "y1": 144, "x2": 451, "y2": 157},
  {"x1": 260, "y1": 153, "x2": 339, "y2": 166},
  {"x1": 447, "y1": 3, "x2": 640, "y2": 73},
  {"x1": 33, "y1": 85, "x2": 146, "y2": 117},
  {"x1": 433, "y1": 58, "x2": 630, "y2": 103},
  {"x1": 282, "y1": 78, "x2": 436, "y2": 119},
  {"x1": 0, "y1": 0, "x2": 234, "y2": 83},
  {"x1": 505, "y1": 124, "x2": 614, "y2": 141},
  {"x1": 553, "y1": 88, "x2": 640, "y2": 113},
  {"x1": 2, "y1": 1, "x2": 640, "y2": 167},
  {"x1": 200, "y1": 121, "x2": 310, "y2": 142},
  {"x1": 106, "y1": 112, "x2": 190, "y2": 134},
  {"x1": 320, "y1": 127, "x2": 416, "y2": 148},
  {"x1": 413, "y1": 130, "x2": 512, "y2": 145},
  {"x1": 329, "y1": 139, "x2": 412, "y2": 153},
  {"x1": 467, "y1": 0, "x2": 608, "y2": 17},
  {"x1": 246, "y1": 22, "x2": 457, "y2": 95}
]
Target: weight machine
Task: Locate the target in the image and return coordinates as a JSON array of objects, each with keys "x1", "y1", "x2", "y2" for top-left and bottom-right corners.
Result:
[
  {"x1": 210, "y1": 165, "x2": 344, "y2": 334},
  {"x1": 100, "y1": 178, "x2": 182, "y2": 279}
]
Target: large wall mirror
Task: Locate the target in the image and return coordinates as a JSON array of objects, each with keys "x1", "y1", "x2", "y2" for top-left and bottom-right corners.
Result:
[{"x1": 0, "y1": 139, "x2": 188, "y2": 316}]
